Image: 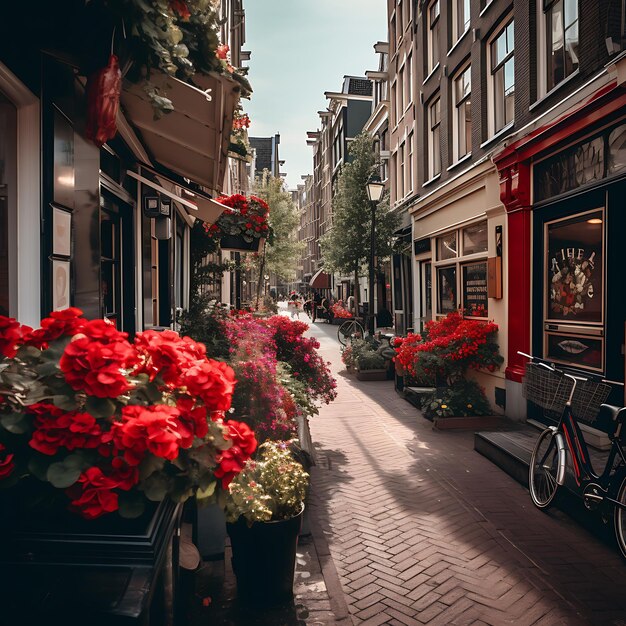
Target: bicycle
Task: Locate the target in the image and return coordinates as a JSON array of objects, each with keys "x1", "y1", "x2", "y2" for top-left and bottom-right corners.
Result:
[
  {"x1": 519, "y1": 351, "x2": 626, "y2": 559},
  {"x1": 337, "y1": 318, "x2": 365, "y2": 346}
]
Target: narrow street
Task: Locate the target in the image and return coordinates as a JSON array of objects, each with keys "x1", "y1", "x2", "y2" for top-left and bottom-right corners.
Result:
[{"x1": 305, "y1": 319, "x2": 626, "y2": 626}]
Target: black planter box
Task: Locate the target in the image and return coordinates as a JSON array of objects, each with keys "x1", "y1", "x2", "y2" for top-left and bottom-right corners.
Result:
[{"x1": 219, "y1": 234, "x2": 264, "y2": 252}]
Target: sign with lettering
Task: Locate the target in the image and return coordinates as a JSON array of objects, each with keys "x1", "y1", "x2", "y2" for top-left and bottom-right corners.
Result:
[{"x1": 462, "y1": 262, "x2": 488, "y2": 317}]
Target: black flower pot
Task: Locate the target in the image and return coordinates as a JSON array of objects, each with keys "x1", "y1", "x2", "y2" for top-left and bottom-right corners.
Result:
[
  {"x1": 219, "y1": 234, "x2": 264, "y2": 252},
  {"x1": 226, "y1": 507, "x2": 303, "y2": 607}
]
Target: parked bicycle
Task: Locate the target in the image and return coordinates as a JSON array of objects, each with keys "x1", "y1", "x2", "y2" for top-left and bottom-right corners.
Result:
[
  {"x1": 337, "y1": 318, "x2": 365, "y2": 347},
  {"x1": 519, "y1": 352, "x2": 626, "y2": 559}
]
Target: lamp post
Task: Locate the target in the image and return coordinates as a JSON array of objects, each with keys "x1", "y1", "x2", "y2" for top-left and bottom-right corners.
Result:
[{"x1": 366, "y1": 177, "x2": 384, "y2": 336}]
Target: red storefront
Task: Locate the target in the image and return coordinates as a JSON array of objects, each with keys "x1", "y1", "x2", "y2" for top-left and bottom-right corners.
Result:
[{"x1": 495, "y1": 70, "x2": 626, "y2": 433}]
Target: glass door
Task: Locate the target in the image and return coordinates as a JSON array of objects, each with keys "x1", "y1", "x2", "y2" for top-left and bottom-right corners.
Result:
[
  {"x1": 0, "y1": 92, "x2": 16, "y2": 316},
  {"x1": 420, "y1": 261, "x2": 432, "y2": 333}
]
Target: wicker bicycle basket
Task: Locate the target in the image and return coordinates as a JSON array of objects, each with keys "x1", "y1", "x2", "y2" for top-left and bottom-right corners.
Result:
[{"x1": 522, "y1": 362, "x2": 611, "y2": 421}]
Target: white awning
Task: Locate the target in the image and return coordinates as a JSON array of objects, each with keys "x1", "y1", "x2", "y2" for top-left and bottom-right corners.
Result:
[
  {"x1": 127, "y1": 168, "x2": 228, "y2": 225},
  {"x1": 121, "y1": 71, "x2": 240, "y2": 196}
]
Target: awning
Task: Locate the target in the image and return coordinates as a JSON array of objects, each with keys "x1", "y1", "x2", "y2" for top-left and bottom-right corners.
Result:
[
  {"x1": 310, "y1": 268, "x2": 331, "y2": 289},
  {"x1": 121, "y1": 71, "x2": 240, "y2": 196},
  {"x1": 127, "y1": 168, "x2": 228, "y2": 225}
]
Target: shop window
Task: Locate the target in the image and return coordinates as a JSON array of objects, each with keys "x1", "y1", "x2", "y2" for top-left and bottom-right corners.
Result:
[
  {"x1": 544, "y1": 209, "x2": 604, "y2": 371},
  {"x1": 427, "y1": 0, "x2": 440, "y2": 74},
  {"x1": 544, "y1": 0, "x2": 579, "y2": 92},
  {"x1": 435, "y1": 221, "x2": 489, "y2": 318},
  {"x1": 489, "y1": 20, "x2": 515, "y2": 135},
  {"x1": 462, "y1": 220, "x2": 488, "y2": 255},
  {"x1": 437, "y1": 266, "x2": 457, "y2": 314},
  {"x1": 0, "y1": 92, "x2": 16, "y2": 316},
  {"x1": 453, "y1": 64, "x2": 472, "y2": 162},
  {"x1": 436, "y1": 231, "x2": 457, "y2": 260}
]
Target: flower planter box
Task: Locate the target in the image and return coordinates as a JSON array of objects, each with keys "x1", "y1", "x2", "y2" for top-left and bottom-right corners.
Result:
[
  {"x1": 219, "y1": 234, "x2": 265, "y2": 252},
  {"x1": 356, "y1": 368, "x2": 388, "y2": 381},
  {"x1": 432, "y1": 415, "x2": 504, "y2": 430}
]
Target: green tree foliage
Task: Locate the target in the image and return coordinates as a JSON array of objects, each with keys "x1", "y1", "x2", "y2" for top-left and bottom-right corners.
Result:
[
  {"x1": 320, "y1": 133, "x2": 399, "y2": 305},
  {"x1": 252, "y1": 172, "x2": 304, "y2": 282}
]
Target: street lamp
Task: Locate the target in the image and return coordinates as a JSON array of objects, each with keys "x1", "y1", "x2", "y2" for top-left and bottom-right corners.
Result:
[
  {"x1": 366, "y1": 177, "x2": 384, "y2": 335},
  {"x1": 264, "y1": 274, "x2": 270, "y2": 295}
]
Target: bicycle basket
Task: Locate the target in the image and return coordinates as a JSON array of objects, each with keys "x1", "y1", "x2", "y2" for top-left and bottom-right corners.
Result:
[
  {"x1": 522, "y1": 363, "x2": 612, "y2": 422},
  {"x1": 522, "y1": 363, "x2": 573, "y2": 417}
]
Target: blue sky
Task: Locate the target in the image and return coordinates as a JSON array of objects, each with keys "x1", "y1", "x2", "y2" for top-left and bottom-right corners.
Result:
[{"x1": 244, "y1": 0, "x2": 388, "y2": 188}]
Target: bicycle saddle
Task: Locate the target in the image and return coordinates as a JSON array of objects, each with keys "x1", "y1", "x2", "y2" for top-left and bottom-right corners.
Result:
[{"x1": 598, "y1": 404, "x2": 626, "y2": 433}]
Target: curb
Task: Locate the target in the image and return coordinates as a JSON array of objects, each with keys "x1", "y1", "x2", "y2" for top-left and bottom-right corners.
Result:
[{"x1": 308, "y1": 469, "x2": 352, "y2": 624}]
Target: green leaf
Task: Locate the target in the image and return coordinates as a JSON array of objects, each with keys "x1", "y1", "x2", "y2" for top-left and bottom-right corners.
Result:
[
  {"x1": 0, "y1": 412, "x2": 31, "y2": 434},
  {"x1": 118, "y1": 493, "x2": 146, "y2": 519},
  {"x1": 53, "y1": 394, "x2": 78, "y2": 411},
  {"x1": 141, "y1": 473, "x2": 171, "y2": 501},
  {"x1": 86, "y1": 397, "x2": 116, "y2": 419},
  {"x1": 47, "y1": 461, "x2": 81, "y2": 488},
  {"x1": 143, "y1": 382, "x2": 163, "y2": 404},
  {"x1": 139, "y1": 455, "x2": 165, "y2": 481},
  {"x1": 196, "y1": 480, "x2": 216, "y2": 501},
  {"x1": 36, "y1": 361, "x2": 60, "y2": 377},
  {"x1": 28, "y1": 455, "x2": 53, "y2": 481}
]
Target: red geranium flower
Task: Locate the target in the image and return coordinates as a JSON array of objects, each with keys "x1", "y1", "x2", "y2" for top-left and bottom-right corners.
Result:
[
  {"x1": 25, "y1": 307, "x2": 85, "y2": 349},
  {"x1": 0, "y1": 443, "x2": 15, "y2": 480},
  {"x1": 0, "y1": 315, "x2": 31, "y2": 358},
  {"x1": 182, "y1": 359, "x2": 236, "y2": 412},
  {"x1": 214, "y1": 420, "x2": 257, "y2": 488},
  {"x1": 67, "y1": 467, "x2": 120, "y2": 519}
]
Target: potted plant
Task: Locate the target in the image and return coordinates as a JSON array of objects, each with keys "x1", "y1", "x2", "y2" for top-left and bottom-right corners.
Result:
[
  {"x1": 204, "y1": 193, "x2": 270, "y2": 252},
  {"x1": 355, "y1": 351, "x2": 388, "y2": 381},
  {"x1": 223, "y1": 440, "x2": 309, "y2": 606}
]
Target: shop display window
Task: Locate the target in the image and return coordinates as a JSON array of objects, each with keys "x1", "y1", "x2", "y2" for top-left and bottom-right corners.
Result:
[
  {"x1": 437, "y1": 266, "x2": 456, "y2": 314},
  {"x1": 462, "y1": 261, "x2": 488, "y2": 318},
  {"x1": 436, "y1": 231, "x2": 457, "y2": 260}
]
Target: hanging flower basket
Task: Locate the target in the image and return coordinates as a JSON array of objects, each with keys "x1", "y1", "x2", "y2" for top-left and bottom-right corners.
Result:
[
  {"x1": 219, "y1": 234, "x2": 265, "y2": 252},
  {"x1": 204, "y1": 194, "x2": 270, "y2": 252}
]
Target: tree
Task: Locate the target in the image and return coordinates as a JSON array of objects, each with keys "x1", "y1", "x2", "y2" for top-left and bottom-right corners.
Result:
[
  {"x1": 320, "y1": 132, "x2": 399, "y2": 309},
  {"x1": 251, "y1": 172, "x2": 304, "y2": 290}
]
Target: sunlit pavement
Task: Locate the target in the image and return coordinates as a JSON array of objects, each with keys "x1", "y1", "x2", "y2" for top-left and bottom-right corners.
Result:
[{"x1": 304, "y1": 312, "x2": 626, "y2": 626}]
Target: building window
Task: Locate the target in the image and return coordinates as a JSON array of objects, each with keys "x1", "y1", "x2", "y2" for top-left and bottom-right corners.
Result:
[
  {"x1": 428, "y1": 0, "x2": 440, "y2": 73},
  {"x1": 399, "y1": 142, "x2": 405, "y2": 199},
  {"x1": 428, "y1": 97, "x2": 441, "y2": 179},
  {"x1": 390, "y1": 14, "x2": 396, "y2": 55},
  {"x1": 434, "y1": 221, "x2": 489, "y2": 317},
  {"x1": 406, "y1": 53, "x2": 412, "y2": 108},
  {"x1": 408, "y1": 132, "x2": 414, "y2": 193},
  {"x1": 398, "y1": 0, "x2": 403, "y2": 35},
  {"x1": 544, "y1": 0, "x2": 579, "y2": 91},
  {"x1": 454, "y1": 0, "x2": 471, "y2": 41},
  {"x1": 490, "y1": 20, "x2": 515, "y2": 135},
  {"x1": 398, "y1": 65, "x2": 405, "y2": 114},
  {"x1": 453, "y1": 64, "x2": 472, "y2": 161},
  {"x1": 391, "y1": 83, "x2": 397, "y2": 126}
]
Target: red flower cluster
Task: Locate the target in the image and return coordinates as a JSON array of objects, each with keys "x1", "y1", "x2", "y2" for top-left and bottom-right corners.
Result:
[
  {"x1": 206, "y1": 193, "x2": 270, "y2": 242},
  {"x1": 214, "y1": 420, "x2": 257, "y2": 488},
  {"x1": 28, "y1": 403, "x2": 102, "y2": 456},
  {"x1": 233, "y1": 112, "x2": 251, "y2": 130},
  {"x1": 0, "y1": 308, "x2": 253, "y2": 520},
  {"x1": 216, "y1": 44, "x2": 230, "y2": 60},
  {"x1": 60, "y1": 319, "x2": 138, "y2": 398},
  {"x1": 169, "y1": 0, "x2": 191, "y2": 20},
  {"x1": 331, "y1": 302, "x2": 352, "y2": 319}
]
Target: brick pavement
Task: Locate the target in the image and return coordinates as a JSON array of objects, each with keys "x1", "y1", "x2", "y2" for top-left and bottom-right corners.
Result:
[{"x1": 306, "y1": 320, "x2": 626, "y2": 626}]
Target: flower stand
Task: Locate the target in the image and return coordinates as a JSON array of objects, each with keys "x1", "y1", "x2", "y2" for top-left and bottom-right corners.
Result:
[{"x1": 226, "y1": 507, "x2": 303, "y2": 607}]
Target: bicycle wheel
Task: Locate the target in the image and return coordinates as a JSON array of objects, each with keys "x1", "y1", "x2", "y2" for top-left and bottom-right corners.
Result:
[
  {"x1": 612, "y1": 470, "x2": 626, "y2": 561},
  {"x1": 529, "y1": 428, "x2": 562, "y2": 509},
  {"x1": 337, "y1": 320, "x2": 364, "y2": 346}
]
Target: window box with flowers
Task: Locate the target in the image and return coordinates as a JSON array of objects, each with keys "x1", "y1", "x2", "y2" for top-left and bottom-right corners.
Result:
[
  {"x1": 393, "y1": 312, "x2": 503, "y2": 421},
  {"x1": 204, "y1": 194, "x2": 270, "y2": 252}
]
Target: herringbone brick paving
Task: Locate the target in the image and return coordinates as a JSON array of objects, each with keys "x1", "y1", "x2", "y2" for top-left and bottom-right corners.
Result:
[{"x1": 306, "y1": 321, "x2": 626, "y2": 625}]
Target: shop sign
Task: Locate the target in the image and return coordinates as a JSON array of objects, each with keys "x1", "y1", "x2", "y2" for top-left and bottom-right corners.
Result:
[{"x1": 414, "y1": 237, "x2": 431, "y2": 255}]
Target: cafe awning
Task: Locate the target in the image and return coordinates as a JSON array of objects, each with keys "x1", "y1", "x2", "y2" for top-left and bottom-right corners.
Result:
[
  {"x1": 121, "y1": 71, "x2": 240, "y2": 196},
  {"x1": 127, "y1": 167, "x2": 228, "y2": 225},
  {"x1": 310, "y1": 268, "x2": 331, "y2": 289}
]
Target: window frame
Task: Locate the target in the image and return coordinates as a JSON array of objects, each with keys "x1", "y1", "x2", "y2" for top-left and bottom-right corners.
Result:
[
  {"x1": 453, "y1": 0, "x2": 471, "y2": 43},
  {"x1": 427, "y1": 96, "x2": 442, "y2": 180},
  {"x1": 452, "y1": 63, "x2": 472, "y2": 162},
  {"x1": 427, "y1": 0, "x2": 441, "y2": 74},
  {"x1": 488, "y1": 18, "x2": 515, "y2": 137}
]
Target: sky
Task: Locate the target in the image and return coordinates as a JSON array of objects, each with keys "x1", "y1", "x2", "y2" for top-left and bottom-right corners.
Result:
[{"x1": 244, "y1": 0, "x2": 388, "y2": 189}]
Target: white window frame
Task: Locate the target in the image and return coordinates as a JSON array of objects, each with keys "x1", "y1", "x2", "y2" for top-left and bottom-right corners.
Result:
[
  {"x1": 453, "y1": 0, "x2": 471, "y2": 43},
  {"x1": 487, "y1": 18, "x2": 515, "y2": 138},
  {"x1": 0, "y1": 62, "x2": 41, "y2": 327},
  {"x1": 452, "y1": 63, "x2": 472, "y2": 162},
  {"x1": 399, "y1": 141, "x2": 406, "y2": 199},
  {"x1": 428, "y1": 96, "x2": 441, "y2": 180},
  {"x1": 427, "y1": 0, "x2": 441, "y2": 74}
]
